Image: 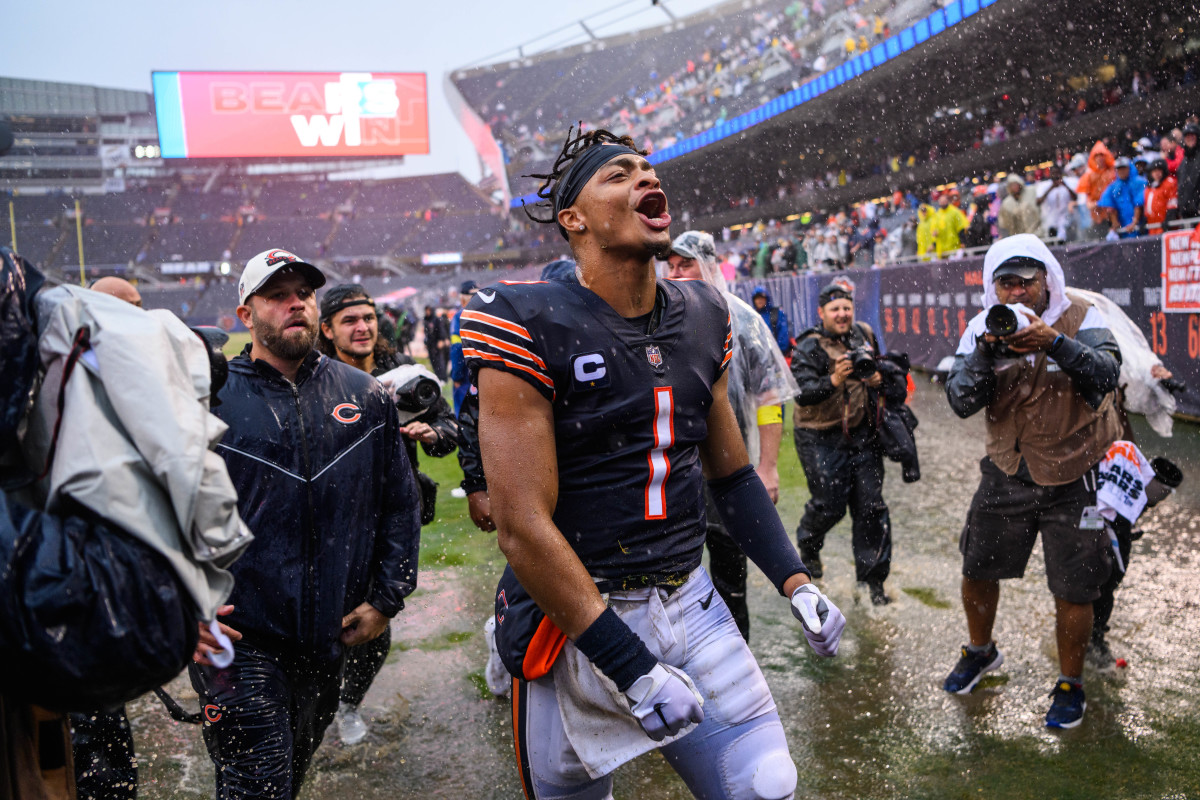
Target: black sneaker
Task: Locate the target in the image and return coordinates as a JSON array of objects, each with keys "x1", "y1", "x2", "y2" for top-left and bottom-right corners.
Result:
[
  {"x1": 867, "y1": 580, "x2": 892, "y2": 606},
  {"x1": 1086, "y1": 636, "x2": 1115, "y2": 670},
  {"x1": 801, "y1": 548, "x2": 823, "y2": 579},
  {"x1": 943, "y1": 643, "x2": 1004, "y2": 695},
  {"x1": 1045, "y1": 681, "x2": 1086, "y2": 729}
]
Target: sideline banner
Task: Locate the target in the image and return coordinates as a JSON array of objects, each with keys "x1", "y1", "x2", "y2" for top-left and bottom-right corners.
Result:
[{"x1": 733, "y1": 237, "x2": 1200, "y2": 418}]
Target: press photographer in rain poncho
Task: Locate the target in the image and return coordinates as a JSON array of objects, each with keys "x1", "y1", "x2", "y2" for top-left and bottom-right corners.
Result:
[{"x1": 663, "y1": 231, "x2": 800, "y2": 640}]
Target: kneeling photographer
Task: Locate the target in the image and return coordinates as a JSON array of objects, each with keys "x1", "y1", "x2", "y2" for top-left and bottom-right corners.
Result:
[
  {"x1": 791, "y1": 282, "x2": 910, "y2": 606},
  {"x1": 318, "y1": 284, "x2": 457, "y2": 745}
]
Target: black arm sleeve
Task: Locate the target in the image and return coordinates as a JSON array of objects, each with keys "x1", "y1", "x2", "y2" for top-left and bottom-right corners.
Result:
[
  {"x1": 945, "y1": 343, "x2": 997, "y2": 419},
  {"x1": 791, "y1": 337, "x2": 837, "y2": 405},
  {"x1": 708, "y1": 465, "x2": 809, "y2": 593},
  {"x1": 1052, "y1": 327, "x2": 1122, "y2": 409},
  {"x1": 456, "y1": 392, "x2": 487, "y2": 495}
]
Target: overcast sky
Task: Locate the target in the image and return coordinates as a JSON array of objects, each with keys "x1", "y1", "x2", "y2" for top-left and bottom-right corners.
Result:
[{"x1": 3, "y1": 0, "x2": 725, "y2": 181}]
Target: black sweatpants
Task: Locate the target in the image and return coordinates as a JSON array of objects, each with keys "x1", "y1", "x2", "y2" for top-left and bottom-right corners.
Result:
[
  {"x1": 70, "y1": 707, "x2": 137, "y2": 800},
  {"x1": 1093, "y1": 516, "x2": 1134, "y2": 640},
  {"x1": 341, "y1": 625, "x2": 391, "y2": 707},
  {"x1": 794, "y1": 423, "x2": 892, "y2": 584},
  {"x1": 189, "y1": 641, "x2": 342, "y2": 800}
]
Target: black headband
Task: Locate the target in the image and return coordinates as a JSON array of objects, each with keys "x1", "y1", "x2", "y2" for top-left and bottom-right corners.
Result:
[
  {"x1": 553, "y1": 144, "x2": 639, "y2": 239},
  {"x1": 320, "y1": 296, "x2": 374, "y2": 322}
]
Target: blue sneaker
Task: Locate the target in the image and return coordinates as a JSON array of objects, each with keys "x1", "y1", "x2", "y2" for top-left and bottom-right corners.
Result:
[
  {"x1": 943, "y1": 643, "x2": 1004, "y2": 694},
  {"x1": 1045, "y1": 681, "x2": 1086, "y2": 729}
]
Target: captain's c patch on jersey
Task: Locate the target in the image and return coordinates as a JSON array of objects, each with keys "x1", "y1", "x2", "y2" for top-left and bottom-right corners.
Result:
[{"x1": 571, "y1": 352, "x2": 610, "y2": 391}]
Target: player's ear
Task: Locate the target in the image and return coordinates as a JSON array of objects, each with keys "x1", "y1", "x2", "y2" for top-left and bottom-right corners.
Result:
[{"x1": 558, "y1": 206, "x2": 585, "y2": 236}]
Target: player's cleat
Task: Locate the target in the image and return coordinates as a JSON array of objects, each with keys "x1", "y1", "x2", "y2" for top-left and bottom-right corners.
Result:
[
  {"x1": 1045, "y1": 681, "x2": 1086, "y2": 729},
  {"x1": 943, "y1": 643, "x2": 1004, "y2": 694},
  {"x1": 867, "y1": 580, "x2": 892, "y2": 606},
  {"x1": 336, "y1": 703, "x2": 368, "y2": 746}
]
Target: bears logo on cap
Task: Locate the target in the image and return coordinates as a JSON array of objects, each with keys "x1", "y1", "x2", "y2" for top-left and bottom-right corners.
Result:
[{"x1": 264, "y1": 249, "x2": 299, "y2": 267}]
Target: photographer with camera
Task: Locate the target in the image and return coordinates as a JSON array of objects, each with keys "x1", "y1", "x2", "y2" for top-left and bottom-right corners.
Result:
[
  {"x1": 2, "y1": 248, "x2": 248, "y2": 799},
  {"x1": 943, "y1": 234, "x2": 1123, "y2": 729},
  {"x1": 317, "y1": 283, "x2": 457, "y2": 745},
  {"x1": 791, "y1": 282, "x2": 909, "y2": 605},
  {"x1": 192, "y1": 251, "x2": 420, "y2": 797}
]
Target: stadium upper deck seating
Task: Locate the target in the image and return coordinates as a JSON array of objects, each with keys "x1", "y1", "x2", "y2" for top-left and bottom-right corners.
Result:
[
  {"x1": 234, "y1": 218, "x2": 333, "y2": 260},
  {"x1": 144, "y1": 221, "x2": 236, "y2": 263},
  {"x1": 255, "y1": 180, "x2": 350, "y2": 218}
]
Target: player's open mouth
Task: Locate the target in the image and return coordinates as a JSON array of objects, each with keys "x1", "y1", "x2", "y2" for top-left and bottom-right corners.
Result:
[{"x1": 635, "y1": 190, "x2": 671, "y2": 231}]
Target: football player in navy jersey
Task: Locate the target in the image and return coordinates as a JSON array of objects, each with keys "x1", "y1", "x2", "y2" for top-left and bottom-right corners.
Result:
[{"x1": 464, "y1": 128, "x2": 847, "y2": 800}]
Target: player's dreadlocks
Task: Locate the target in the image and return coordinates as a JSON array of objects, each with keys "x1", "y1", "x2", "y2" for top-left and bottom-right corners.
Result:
[{"x1": 521, "y1": 124, "x2": 648, "y2": 237}]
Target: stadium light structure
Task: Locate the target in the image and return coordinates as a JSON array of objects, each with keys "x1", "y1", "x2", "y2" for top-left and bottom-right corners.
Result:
[{"x1": 510, "y1": 0, "x2": 999, "y2": 209}]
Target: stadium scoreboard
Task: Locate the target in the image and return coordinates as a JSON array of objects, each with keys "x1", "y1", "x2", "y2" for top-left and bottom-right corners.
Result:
[{"x1": 151, "y1": 71, "x2": 429, "y2": 158}]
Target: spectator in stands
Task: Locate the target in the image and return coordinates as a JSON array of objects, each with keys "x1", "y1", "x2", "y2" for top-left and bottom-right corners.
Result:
[
  {"x1": 423, "y1": 306, "x2": 449, "y2": 381},
  {"x1": 916, "y1": 202, "x2": 935, "y2": 261},
  {"x1": 1161, "y1": 135, "x2": 1182, "y2": 176},
  {"x1": 932, "y1": 190, "x2": 968, "y2": 258},
  {"x1": 1143, "y1": 158, "x2": 1178, "y2": 235},
  {"x1": 1076, "y1": 141, "x2": 1117, "y2": 230},
  {"x1": 1037, "y1": 166, "x2": 1076, "y2": 241},
  {"x1": 962, "y1": 187, "x2": 995, "y2": 250},
  {"x1": 999, "y1": 174, "x2": 1042, "y2": 238},
  {"x1": 1176, "y1": 124, "x2": 1200, "y2": 221},
  {"x1": 752, "y1": 286, "x2": 792, "y2": 358},
  {"x1": 1097, "y1": 157, "x2": 1146, "y2": 238}
]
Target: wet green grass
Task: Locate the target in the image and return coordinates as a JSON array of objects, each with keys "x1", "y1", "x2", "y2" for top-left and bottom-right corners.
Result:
[
  {"x1": 902, "y1": 586, "x2": 953, "y2": 608},
  {"x1": 902, "y1": 714, "x2": 1200, "y2": 799}
]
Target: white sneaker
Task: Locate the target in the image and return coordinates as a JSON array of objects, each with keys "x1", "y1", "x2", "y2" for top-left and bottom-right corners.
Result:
[
  {"x1": 483, "y1": 616, "x2": 511, "y2": 697},
  {"x1": 336, "y1": 703, "x2": 368, "y2": 746}
]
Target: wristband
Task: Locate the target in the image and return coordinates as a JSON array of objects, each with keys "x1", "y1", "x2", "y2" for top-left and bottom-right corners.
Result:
[
  {"x1": 1050, "y1": 333, "x2": 1064, "y2": 353},
  {"x1": 574, "y1": 607, "x2": 657, "y2": 692},
  {"x1": 756, "y1": 405, "x2": 783, "y2": 426}
]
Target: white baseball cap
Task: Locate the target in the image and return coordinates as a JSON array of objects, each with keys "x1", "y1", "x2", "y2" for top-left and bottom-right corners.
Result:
[{"x1": 238, "y1": 249, "x2": 326, "y2": 305}]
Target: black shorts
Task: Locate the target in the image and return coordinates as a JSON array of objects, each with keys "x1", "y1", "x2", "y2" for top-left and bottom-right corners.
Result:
[{"x1": 959, "y1": 457, "x2": 1113, "y2": 603}]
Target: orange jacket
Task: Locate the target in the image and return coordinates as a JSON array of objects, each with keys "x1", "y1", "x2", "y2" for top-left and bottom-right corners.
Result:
[
  {"x1": 1144, "y1": 177, "x2": 1178, "y2": 233},
  {"x1": 1076, "y1": 141, "x2": 1116, "y2": 224}
]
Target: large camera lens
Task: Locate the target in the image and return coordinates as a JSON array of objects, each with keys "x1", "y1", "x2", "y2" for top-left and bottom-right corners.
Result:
[
  {"x1": 394, "y1": 376, "x2": 441, "y2": 412},
  {"x1": 850, "y1": 348, "x2": 877, "y2": 378},
  {"x1": 985, "y1": 305, "x2": 1018, "y2": 337}
]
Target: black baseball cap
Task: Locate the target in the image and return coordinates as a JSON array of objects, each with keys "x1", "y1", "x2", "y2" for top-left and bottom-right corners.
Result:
[
  {"x1": 818, "y1": 284, "x2": 853, "y2": 306},
  {"x1": 992, "y1": 255, "x2": 1046, "y2": 280},
  {"x1": 460, "y1": 280, "x2": 478, "y2": 295}
]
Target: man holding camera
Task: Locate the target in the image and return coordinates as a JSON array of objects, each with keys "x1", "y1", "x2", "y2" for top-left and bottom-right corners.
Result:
[
  {"x1": 317, "y1": 283, "x2": 456, "y2": 745},
  {"x1": 943, "y1": 234, "x2": 1122, "y2": 729},
  {"x1": 192, "y1": 251, "x2": 421, "y2": 797},
  {"x1": 791, "y1": 283, "x2": 908, "y2": 605}
]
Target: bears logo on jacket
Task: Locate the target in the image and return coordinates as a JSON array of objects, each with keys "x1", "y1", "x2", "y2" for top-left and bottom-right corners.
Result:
[{"x1": 331, "y1": 403, "x2": 362, "y2": 424}]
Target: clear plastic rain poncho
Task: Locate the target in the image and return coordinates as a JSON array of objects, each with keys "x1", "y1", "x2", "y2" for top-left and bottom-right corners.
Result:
[{"x1": 664, "y1": 231, "x2": 800, "y2": 463}]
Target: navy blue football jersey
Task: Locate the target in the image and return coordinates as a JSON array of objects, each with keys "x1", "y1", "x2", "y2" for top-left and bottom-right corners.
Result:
[{"x1": 463, "y1": 278, "x2": 733, "y2": 580}]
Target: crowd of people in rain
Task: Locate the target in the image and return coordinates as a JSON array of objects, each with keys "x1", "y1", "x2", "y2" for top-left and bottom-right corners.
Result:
[{"x1": 676, "y1": 117, "x2": 1200, "y2": 279}]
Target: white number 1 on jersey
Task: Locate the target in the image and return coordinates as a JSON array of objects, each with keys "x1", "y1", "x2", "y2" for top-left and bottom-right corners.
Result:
[{"x1": 645, "y1": 387, "x2": 675, "y2": 520}]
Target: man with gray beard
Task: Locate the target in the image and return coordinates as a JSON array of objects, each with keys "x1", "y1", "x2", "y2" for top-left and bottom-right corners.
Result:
[{"x1": 190, "y1": 249, "x2": 420, "y2": 799}]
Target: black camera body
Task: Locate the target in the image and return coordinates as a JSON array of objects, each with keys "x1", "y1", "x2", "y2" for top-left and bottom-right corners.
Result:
[{"x1": 846, "y1": 346, "x2": 877, "y2": 378}]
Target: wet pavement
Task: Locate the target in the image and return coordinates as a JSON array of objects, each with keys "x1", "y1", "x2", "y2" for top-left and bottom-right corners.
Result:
[{"x1": 133, "y1": 379, "x2": 1200, "y2": 799}]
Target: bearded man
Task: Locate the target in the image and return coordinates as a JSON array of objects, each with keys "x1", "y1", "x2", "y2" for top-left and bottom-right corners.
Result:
[{"x1": 189, "y1": 249, "x2": 420, "y2": 799}]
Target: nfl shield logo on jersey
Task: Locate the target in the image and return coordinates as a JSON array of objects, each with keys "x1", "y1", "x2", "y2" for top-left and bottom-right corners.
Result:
[{"x1": 646, "y1": 346, "x2": 663, "y2": 367}]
